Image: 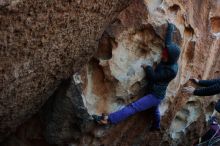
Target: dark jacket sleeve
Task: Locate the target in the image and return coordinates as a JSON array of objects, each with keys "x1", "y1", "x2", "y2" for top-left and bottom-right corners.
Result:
[
  {"x1": 193, "y1": 83, "x2": 220, "y2": 96},
  {"x1": 198, "y1": 78, "x2": 220, "y2": 87},
  {"x1": 165, "y1": 23, "x2": 174, "y2": 47},
  {"x1": 144, "y1": 66, "x2": 175, "y2": 82}
]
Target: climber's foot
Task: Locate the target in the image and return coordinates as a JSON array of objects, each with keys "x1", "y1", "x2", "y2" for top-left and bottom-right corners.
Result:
[{"x1": 92, "y1": 113, "x2": 109, "y2": 125}]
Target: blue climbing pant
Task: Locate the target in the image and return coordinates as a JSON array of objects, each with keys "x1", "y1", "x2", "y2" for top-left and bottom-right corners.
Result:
[{"x1": 108, "y1": 94, "x2": 161, "y2": 128}]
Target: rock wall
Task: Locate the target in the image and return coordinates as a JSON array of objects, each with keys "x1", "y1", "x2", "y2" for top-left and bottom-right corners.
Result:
[
  {"x1": 74, "y1": 0, "x2": 220, "y2": 145},
  {"x1": 1, "y1": 0, "x2": 220, "y2": 146},
  {"x1": 0, "y1": 0, "x2": 131, "y2": 142}
]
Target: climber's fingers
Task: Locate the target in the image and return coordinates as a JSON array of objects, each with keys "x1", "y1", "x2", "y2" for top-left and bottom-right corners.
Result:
[
  {"x1": 189, "y1": 78, "x2": 199, "y2": 84},
  {"x1": 182, "y1": 86, "x2": 195, "y2": 95}
]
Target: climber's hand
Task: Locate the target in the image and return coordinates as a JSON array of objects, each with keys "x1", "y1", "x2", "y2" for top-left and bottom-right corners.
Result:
[
  {"x1": 166, "y1": 19, "x2": 175, "y2": 33},
  {"x1": 190, "y1": 78, "x2": 199, "y2": 84},
  {"x1": 182, "y1": 86, "x2": 195, "y2": 95},
  {"x1": 166, "y1": 18, "x2": 174, "y2": 24},
  {"x1": 141, "y1": 64, "x2": 147, "y2": 69}
]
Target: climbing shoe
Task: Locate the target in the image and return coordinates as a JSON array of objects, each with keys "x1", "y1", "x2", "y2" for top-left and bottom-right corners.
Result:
[{"x1": 92, "y1": 113, "x2": 109, "y2": 125}]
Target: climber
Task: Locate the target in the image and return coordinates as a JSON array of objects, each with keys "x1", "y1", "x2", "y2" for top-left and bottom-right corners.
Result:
[
  {"x1": 183, "y1": 78, "x2": 220, "y2": 117},
  {"x1": 92, "y1": 21, "x2": 181, "y2": 131},
  {"x1": 193, "y1": 116, "x2": 220, "y2": 146},
  {"x1": 183, "y1": 78, "x2": 220, "y2": 96},
  {"x1": 183, "y1": 78, "x2": 220, "y2": 145}
]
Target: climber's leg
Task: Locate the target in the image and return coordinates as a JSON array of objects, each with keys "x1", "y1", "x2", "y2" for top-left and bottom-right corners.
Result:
[
  {"x1": 108, "y1": 94, "x2": 161, "y2": 124},
  {"x1": 150, "y1": 106, "x2": 161, "y2": 131}
]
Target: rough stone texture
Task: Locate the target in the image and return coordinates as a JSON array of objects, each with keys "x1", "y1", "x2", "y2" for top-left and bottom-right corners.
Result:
[
  {"x1": 1, "y1": 0, "x2": 220, "y2": 146},
  {"x1": 74, "y1": 0, "x2": 220, "y2": 145},
  {"x1": 39, "y1": 77, "x2": 95, "y2": 144},
  {"x1": 0, "y1": 0, "x2": 132, "y2": 142}
]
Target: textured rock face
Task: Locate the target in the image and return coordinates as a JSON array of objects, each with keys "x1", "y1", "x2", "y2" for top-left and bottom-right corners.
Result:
[
  {"x1": 1, "y1": 0, "x2": 220, "y2": 146},
  {"x1": 73, "y1": 0, "x2": 220, "y2": 145},
  {"x1": 0, "y1": 0, "x2": 131, "y2": 142}
]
